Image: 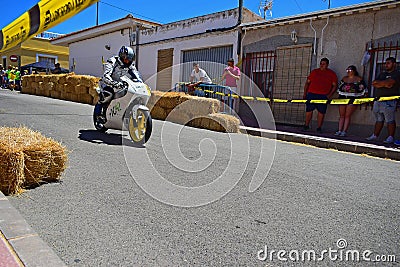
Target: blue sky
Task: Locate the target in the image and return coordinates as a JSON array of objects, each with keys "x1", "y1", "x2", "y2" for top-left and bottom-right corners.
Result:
[{"x1": 1, "y1": 0, "x2": 377, "y2": 34}]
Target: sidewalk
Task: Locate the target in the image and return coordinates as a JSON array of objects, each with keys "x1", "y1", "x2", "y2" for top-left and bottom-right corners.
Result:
[
  {"x1": 240, "y1": 124, "x2": 400, "y2": 161},
  {"x1": 0, "y1": 192, "x2": 66, "y2": 267}
]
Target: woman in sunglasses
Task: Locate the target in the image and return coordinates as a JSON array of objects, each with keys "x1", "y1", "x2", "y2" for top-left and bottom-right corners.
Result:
[{"x1": 335, "y1": 65, "x2": 366, "y2": 137}]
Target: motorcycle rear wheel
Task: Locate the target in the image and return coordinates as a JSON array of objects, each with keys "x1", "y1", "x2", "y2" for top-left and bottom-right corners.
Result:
[{"x1": 128, "y1": 109, "x2": 152, "y2": 144}]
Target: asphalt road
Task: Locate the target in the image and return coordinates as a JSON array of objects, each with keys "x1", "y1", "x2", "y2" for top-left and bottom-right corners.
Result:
[{"x1": 1, "y1": 90, "x2": 399, "y2": 266}]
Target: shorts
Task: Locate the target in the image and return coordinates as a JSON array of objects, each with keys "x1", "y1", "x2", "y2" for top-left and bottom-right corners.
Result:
[
  {"x1": 306, "y1": 93, "x2": 328, "y2": 114},
  {"x1": 372, "y1": 100, "x2": 397, "y2": 123}
]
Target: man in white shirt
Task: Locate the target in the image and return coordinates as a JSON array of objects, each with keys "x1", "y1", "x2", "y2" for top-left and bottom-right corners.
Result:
[{"x1": 188, "y1": 63, "x2": 212, "y2": 96}]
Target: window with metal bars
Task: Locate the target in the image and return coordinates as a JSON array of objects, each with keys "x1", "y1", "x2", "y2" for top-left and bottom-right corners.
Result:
[
  {"x1": 366, "y1": 40, "x2": 400, "y2": 97},
  {"x1": 242, "y1": 51, "x2": 275, "y2": 98}
]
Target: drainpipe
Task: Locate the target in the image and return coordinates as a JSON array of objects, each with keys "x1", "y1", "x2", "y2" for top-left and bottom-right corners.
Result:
[
  {"x1": 309, "y1": 19, "x2": 317, "y2": 55},
  {"x1": 320, "y1": 17, "x2": 329, "y2": 55}
]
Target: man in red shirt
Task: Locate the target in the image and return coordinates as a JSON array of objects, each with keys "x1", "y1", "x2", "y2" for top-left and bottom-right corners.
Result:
[{"x1": 303, "y1": 58, "x2": 338, "y2": 132}]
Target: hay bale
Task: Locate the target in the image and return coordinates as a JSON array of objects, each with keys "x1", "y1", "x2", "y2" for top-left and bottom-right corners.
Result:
[
  {"x1": 157, "y1": 92, "x2": 186, "y2": 109},
  {"x1": 0, "y1": 127, "x2": 68, "y2": 195},
  {"x1": 64, "y1": 84, "x2": 75, "y2": 94},
  {"x1": 58, "y1": 74, "x2": 68, "y2": 85},
  {"x1": 34, "y1": 75, "x2": 42, "y2": 82},
  {"x1": 49, "y1": 75, "x2": 59, "y2": 83},
  {"x1": 92, "y1": 94, "x2": 99, "y2": 105},
  {"x1": 147, "y1": 91, "x2": 165, "y2": 108},
  {"x1": 70, "y1": 94, "x2": 79, "y2": 102},
  {"x1": 80, "y1": 76, "x2": 100, "y2": 87},
  {"x1": 66, "y1": 75, "x2": 80, "y2": 86},
  {"x1": 77, "y1": 94, "x2": 93, "y2": 105},
  {"x1": 206, "y1": 113, "x2": 240, "y2": 133},
  {"x1": 88, "y1": 87, "x2": 99, "y2": 98},
  {"x1": 150, "y1": 105, "x2": 167, "y2": 120},
  {"x1": 44, "y1": 82, "x2": 54, "y2": 91},
  {"x1": 166, "y1": 110, "x2": 192, "y2": 125},
  {"x1": 74, "y1": 85, "x2": 89, "y2": 95},
  {"x1": 0, "y1": 145, "x2": 25, "y2": 195},
  {"x1": 50, "y1": 90, "x2": 61, "y2": 99}
]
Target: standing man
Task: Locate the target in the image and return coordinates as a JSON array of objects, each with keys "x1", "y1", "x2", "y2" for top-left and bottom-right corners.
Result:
[
  {"x1": 221, "y1": 58, "x2": 240, "y2": 93},
  {"x1": 366, "y1": 57, "x2": 400, "y2": 144},
  {"x1": 303, "y1": 58, "x2": 338, "y2": 132},
  {"x1": 188, "y1": 63, "x2": 212, "y2": 96},
  {"x1": 221, "y1": 58, "x2": 240, "y2": 108}
]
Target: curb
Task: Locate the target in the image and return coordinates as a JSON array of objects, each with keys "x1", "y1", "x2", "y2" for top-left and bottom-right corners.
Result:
[
  {"x1": 240, "y1": 126, "x2": 400, "y2": 161},
  {"x1": 0, "y1": 192, "x2": 66, "y2": 267}
]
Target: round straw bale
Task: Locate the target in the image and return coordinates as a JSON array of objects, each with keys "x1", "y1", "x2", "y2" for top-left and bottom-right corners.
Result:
[
  {"x1": 150, "y1": 105, "x2": 167, "y2": 120},
  {"x1": 166, "y1": 110, "x2": 191, "y2": 125}
]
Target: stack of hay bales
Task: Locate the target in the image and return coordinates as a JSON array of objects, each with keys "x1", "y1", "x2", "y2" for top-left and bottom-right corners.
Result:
[
  {"x1": 21, "y1": 74, "x2": 100, "y2": 105},
  {"x1": 0, "y1": 127, "x2": 68, "y2": 195},
  {"x1": 147, "y1": 91, "x2": 240, "y2": 133}
]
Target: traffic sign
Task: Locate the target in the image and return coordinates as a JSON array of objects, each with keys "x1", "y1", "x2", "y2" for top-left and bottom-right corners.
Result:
[{"x1": 9, "y1": 55, "x2": 18, "y2": 62}]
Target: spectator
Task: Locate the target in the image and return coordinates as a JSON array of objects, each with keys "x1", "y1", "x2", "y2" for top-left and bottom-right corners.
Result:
[
  {"x1": 52, "y1": 63, "x2": 62, "y2": 74},
  {"x1": 366, "y1": 57, "x2": 400, "y2": 144},
  {"x1": 188, "y1": 63, "x2": 212, "y2": 96},
  {"x1": 5, "y1": 65, "x2": 12, "y2": 89},
  {"x1": 335, "y1": 65, "x2": 366, "y2": 137},
  {"x1": 14, "y1": 67, "x2": 21, "y2": 91},
  {"x1": 303, "y1": 58, "x2": 338, "y2": 132},
  {"x1": 220, "y1": 58, "x2": 240, "y2": 107},
  {"x1": 7, "y1": 66, "x2": 15, "y2": 90},
  {"x1": 0, "y1": 65, "x2": 5, "y2": 89}
]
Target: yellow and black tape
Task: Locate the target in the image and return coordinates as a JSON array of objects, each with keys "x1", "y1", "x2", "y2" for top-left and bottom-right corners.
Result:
[
  {"x1": 178, "y1": 83, "x2": 400, "y2": 105},
  {"x1": 0, "y1": 0, "x2": 98, "y2": 52}
]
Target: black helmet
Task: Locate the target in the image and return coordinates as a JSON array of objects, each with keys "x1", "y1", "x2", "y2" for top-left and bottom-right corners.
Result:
[{"x1": 118, "y1": 46, "x2": 135, "y2": 66}]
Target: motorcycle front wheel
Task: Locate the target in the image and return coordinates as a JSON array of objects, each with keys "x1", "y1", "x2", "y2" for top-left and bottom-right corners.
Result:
[
  {"x1": 128, "y1": 109, "x2": 152, "y2": 145},
  {"x1": 93, "y1": 103, "x2": 107, "y2": 133}
]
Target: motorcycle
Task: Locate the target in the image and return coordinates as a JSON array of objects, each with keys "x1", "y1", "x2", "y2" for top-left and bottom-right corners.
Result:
[{"x1": 93, "y1": 75, "x2": 152, "y2": 145}]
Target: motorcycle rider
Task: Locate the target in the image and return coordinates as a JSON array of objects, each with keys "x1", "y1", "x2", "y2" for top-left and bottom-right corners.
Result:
[{"x1": 95, "y1": 45, "x2": 142, "y2": 129}]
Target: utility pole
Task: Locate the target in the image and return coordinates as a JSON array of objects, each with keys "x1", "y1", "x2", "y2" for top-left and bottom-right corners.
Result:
[
  {"x1": 96, "y1": 2, "x2": 99, "y2": 26},
  {"x1": 237, "y1": 0, "x2": 243, "y2": 58}
]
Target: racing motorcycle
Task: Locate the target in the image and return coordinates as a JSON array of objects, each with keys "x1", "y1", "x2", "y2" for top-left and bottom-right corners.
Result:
[{"x1": 93, "y1": 75, "x2": 152, "y2": 145}]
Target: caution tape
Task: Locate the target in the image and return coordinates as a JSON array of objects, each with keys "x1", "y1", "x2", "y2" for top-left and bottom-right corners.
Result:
[
  {"x1": 0, "y1": 0, "x2": 98, "y2": 52},
  {"x1": 177, "y1": 83, "x2": 400, "y2": 105}
]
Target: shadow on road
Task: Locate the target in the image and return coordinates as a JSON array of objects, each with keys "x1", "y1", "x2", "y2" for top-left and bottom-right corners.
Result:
[{"x1": 78, "y1": 129, "x2": 141, "y2": 147}]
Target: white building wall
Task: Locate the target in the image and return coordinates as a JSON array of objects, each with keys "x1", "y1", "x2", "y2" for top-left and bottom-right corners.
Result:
[
  {"x1": 69, "y1": 30, "x2": 130, "y2": 77},
  {"x1": 140, "y1": 10, "x2": 238, "y2": 43},
  {"x1": 139, "y1": 31, "x2": 238, "y2": 90}
]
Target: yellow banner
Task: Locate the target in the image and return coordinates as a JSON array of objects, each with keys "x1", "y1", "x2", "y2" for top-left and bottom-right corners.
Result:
[
  {"x1": 1, "y1": 12, "x2": 30, "y2": 51},
  {"x1": 0, "y1": 0, "x2": 98, "y2": 52},
  {"x1": 38, "y1": 0, "x2": 98, "y2": 32}
]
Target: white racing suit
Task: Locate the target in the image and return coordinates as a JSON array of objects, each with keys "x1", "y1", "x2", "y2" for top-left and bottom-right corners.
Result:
[{"x1": 97, "y1": 56, "x2": 142, "y2": 118}]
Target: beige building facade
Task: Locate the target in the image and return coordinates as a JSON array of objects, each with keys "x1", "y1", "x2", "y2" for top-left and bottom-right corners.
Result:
[{"x1": 240, "y1": 0, "x2": 400, "y2": 138}]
